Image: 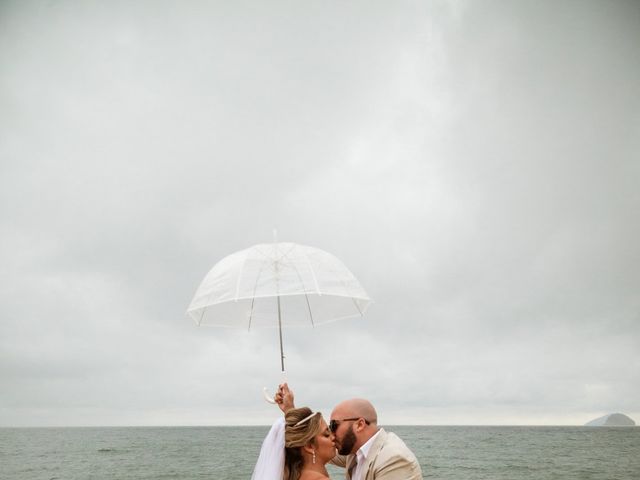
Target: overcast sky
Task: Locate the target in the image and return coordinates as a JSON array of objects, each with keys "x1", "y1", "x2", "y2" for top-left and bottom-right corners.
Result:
[{"x1": 1, "y1": 1, "x2": 639, "y2": 427}]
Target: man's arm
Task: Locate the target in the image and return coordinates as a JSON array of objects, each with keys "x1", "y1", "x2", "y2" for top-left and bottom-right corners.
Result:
[{"x1": 330, "y1": 454, "x2": 348, "y2": 468}]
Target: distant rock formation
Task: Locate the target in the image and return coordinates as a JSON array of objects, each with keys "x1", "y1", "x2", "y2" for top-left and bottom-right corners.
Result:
[{"x1": 585, "y1": 413, "x2": 636, "y2": 427}]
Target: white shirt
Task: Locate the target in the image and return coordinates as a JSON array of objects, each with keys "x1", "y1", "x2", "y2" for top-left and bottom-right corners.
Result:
[{"x1": 353, "y1": 429, "x2": 382, "y2": 480}]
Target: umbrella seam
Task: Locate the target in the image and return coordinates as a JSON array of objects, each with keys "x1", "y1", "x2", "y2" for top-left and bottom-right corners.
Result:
[
  {"x1": 279, "y1": 246, "x2": 316, "y2": 327},
  {"x1": 187, "y1": 291, "x2": 371, "y2": 308},
  {"x1": 302, "y1": 249, "x2": 322, "y2": 295},
  {"x1": 194, "y1": 309, "x2": 369, "y2": 327},
  {"x1": 326, "y1": 261, "x2": 366, "y2": 316}
]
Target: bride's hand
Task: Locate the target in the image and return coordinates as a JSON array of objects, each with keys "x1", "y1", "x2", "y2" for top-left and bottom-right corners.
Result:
[{"x1": 275, "y1": 383, "x2": 295, "y2": 413}]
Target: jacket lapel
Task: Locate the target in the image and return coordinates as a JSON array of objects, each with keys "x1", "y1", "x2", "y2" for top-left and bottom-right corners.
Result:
[
  {"x1": 345, "y1": 454, "x2": 357, "y2": 479},
  {"x1": 361, "y1": 429, "x2": 387, "y2": 480}
]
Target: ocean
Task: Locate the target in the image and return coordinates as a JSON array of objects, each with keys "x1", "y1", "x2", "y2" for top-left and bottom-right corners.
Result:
[{"x1": 1, "y1": 425, "x2": 638, "y2": 479}]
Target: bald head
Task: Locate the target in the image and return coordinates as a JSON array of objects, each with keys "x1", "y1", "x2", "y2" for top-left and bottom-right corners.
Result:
[
  {"x1": 332, "y1": 398, "x2": 378, "y2": 425},
  {"x1": 331, "y1": 398, "x2": 379, "y2": 455}
]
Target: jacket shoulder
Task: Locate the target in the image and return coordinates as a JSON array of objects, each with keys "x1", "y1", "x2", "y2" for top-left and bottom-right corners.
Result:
[
  {"x1": 369, "y1": 430, "x2": 422, "y2": 479},
  {"x1": 376, "y1": 431, "x2": 418, "y2": 461}
]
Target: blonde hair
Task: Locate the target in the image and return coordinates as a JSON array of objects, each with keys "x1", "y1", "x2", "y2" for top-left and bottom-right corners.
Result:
[{"x1": 283, "y1": 407, "x2": 323, "y2": 480}]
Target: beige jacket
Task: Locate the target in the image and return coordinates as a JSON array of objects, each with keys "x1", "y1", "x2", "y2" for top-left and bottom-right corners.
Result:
[{"x1": 333, "y1": 428, "x2": 423, "y2": 480}]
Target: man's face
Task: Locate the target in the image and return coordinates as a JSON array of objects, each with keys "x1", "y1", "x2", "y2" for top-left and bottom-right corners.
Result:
[{"x1": 333, "y1": 420, "x2": 358, "y2": 455}]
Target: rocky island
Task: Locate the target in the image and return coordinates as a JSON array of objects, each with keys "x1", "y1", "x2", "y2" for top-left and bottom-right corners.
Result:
[{"x1": 585, "y1": 413, "x2": 636, "y2": 426}]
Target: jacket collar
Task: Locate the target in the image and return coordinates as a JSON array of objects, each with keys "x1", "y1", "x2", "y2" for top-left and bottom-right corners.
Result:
[{"x1": 347, "y1": 428, "x2": 387, "y2": 480}]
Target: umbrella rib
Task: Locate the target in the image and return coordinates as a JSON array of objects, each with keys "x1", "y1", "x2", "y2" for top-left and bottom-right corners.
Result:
[
  {"x1": 234, "y1": 254, "x2": 248, "y2": 301},
  {"x1": 327, "y1": 262, "x2": 365, "y2": 317},
  {"x1": 248, "y1": 261, "x2": 268, "y2": 331},
  {"x1": 302, "y1": 249, "x2": 321, "y2": 295},
  {"x1": 305, "y1": 293, "x2": 315, "y2": 327},
  {"x1": 248, "y1": 296, "x2": 255, "y2": 332},
  {"x1": 196, "y1": 264, "x2": 232, "y2": 326},
  {"x1": 280, "y1": 250, "x2": 315, "y2": 327},
  {"x1": 352, "y1": 297, "x2": 364, "y2": 316}
]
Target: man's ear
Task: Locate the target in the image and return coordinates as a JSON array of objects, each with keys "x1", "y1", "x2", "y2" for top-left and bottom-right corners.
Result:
[{"x1": 355, "y1": 418, "x2": 367, "y2": 432}]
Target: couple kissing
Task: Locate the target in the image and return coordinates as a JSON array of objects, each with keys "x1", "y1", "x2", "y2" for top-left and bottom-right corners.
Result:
[{"x1": 251, "y1": 383, "x2": 422, "y2": 480}]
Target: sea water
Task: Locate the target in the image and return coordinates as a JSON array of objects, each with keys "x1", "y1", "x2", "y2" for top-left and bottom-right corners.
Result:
[{"x1": 1, "y1": 425, "x2": 638, "y2": 479}]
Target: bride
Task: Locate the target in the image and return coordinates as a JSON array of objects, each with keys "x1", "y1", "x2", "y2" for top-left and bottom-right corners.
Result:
[{"x1": 252, "y1": 387, "x2": 336, "y2": 480}]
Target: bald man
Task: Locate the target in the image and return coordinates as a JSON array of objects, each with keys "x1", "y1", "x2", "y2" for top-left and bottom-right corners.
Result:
[{"x1": 276, "y1": 384, "x2": 422, "y2": 480}]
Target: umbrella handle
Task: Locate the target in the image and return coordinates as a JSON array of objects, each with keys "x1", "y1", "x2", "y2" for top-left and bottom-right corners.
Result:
[
  {"x1": 262, "y1": 387, "x2": 276, "y2": 404},
  {"x1": 263, "y1": 372, "x2": 287, "y2": 404}
]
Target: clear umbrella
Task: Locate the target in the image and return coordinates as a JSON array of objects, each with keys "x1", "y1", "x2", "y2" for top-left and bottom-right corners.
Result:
[{"x1": 186, "y1": 241, "x2": 371, "y2": 397}]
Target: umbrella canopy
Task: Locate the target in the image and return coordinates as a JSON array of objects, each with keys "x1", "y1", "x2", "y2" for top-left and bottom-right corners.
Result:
[{"x1": 187, "y1": 242, "x2": 371, "y2": 372}]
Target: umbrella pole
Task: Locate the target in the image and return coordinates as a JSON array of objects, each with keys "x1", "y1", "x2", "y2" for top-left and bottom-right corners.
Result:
[
  {"x1": 261, "y1": 296, "x2": 285, "y2": 405},
  {"x1": 277, "y1": 295, "x2": 285, "y2": 373}
]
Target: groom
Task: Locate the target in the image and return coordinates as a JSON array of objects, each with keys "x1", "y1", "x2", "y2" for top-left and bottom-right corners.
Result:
[{"x1": 275, "y1": 384, "x2": 422, "y2": 480}]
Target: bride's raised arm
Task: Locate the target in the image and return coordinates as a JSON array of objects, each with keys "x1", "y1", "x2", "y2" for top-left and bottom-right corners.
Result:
[{"x1": 275, "y1": 382, "x2": 296, "y2": 413}]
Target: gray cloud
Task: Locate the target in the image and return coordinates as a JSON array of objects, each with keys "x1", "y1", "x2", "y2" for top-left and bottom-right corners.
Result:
[{"x1": 1, "y1": 1, "x2": 639, "y2": 426}]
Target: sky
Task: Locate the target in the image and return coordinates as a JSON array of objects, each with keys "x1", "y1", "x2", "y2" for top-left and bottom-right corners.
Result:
[{"x1": 1, "y1": 0, "x2": 639, "y2": 427}]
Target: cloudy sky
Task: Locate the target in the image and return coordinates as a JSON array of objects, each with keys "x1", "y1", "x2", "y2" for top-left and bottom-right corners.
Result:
[{"x1": 1, "y1": 1, "x2": 639, "y2": 427}]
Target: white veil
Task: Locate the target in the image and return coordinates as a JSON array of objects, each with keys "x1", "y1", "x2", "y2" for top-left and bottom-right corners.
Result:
[{"x1": 251, "y1": 417, "x2": 285, "y2": 480}]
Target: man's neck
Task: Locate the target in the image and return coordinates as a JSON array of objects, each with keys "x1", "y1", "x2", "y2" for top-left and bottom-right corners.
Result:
[{"x1": 354, "y1": 427, "x2": 380, "y2": 454}]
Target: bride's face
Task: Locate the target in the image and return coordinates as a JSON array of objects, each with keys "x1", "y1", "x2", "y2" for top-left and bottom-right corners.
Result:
[{"x1": 313, "y1": 418, "x2": 336, "y2": 463}]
